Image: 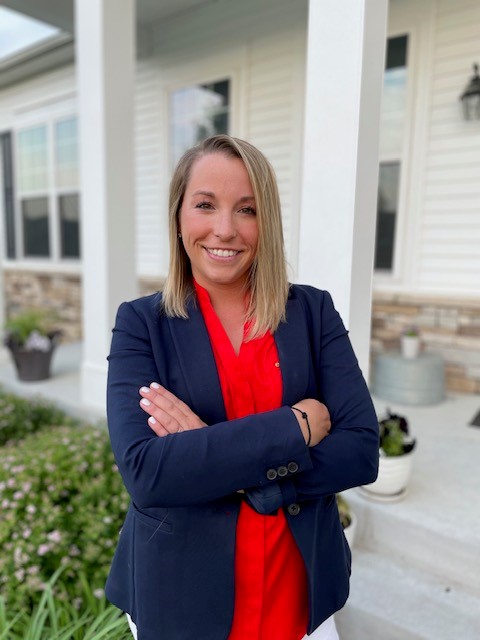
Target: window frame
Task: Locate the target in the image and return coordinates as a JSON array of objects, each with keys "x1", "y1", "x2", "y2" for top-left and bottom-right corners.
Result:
[
  {"x1": 10, "y1": 112, "x2": 80, "y2": 267},
  {"x1": 374, "y1": 29, "x2": 415, "y2": 286}
]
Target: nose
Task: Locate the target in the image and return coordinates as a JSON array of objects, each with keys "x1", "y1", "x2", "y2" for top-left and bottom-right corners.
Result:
[{"x1": 213, "y1": 211, "x2": 237, "y2": 241}]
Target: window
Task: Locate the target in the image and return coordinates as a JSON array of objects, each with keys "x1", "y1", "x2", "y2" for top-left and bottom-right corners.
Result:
[
  {"x1": 374, "y1": 35, "x2": 409, "y2": 272},
  {"x1": 4, "y1": 115, "x2": 80, "y2": 261},
  {"x1": 170, "y1": 79, "x2": 230, "y2": 167}
]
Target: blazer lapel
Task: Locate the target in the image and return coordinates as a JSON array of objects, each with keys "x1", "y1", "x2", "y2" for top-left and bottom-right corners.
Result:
[
  {"x1": 275, "y1": 296, "x2": 311, "y2": 406},
  {"x1": 167, "y1": 293, "x2": 311, "y2": 420},
  {"x1": 167, "y1": 300, "x2": 227, "y2": 424}
]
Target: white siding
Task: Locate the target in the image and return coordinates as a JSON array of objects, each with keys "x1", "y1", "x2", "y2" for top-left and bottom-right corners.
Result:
[
  {"x1": 134, "y1": 60, "x2": 167, "y2": 277},
  {"x1": 0, "y1": 66, "x2": 76, "y2": 130},
  {"x1": 417, "y1": 0, "x2": 480, "y2": 294},
  {"x1": 246, "y1": 27, "x2": 306, "y2": 275}
]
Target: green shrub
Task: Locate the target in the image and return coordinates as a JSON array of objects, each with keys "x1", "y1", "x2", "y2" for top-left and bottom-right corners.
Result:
[
  {"x1": 0, "y1": 568, "x2": 131, "y2": 639},
  {"x1": 0, "y1": 424, "x2": 129, "y2": 614},
  {"x1": 0, "y1": 389, "x2": 77, "y2": 446}
]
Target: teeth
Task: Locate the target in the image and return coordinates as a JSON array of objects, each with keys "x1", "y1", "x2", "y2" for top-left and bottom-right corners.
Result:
[{"x1": 208, "y1": 249, "x2": 238, "y2": 257}]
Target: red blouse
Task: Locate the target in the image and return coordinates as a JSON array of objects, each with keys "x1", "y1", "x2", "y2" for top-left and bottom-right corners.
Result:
[{"x1": 195, "y1": 282, "x2": 308, "y2": 640}]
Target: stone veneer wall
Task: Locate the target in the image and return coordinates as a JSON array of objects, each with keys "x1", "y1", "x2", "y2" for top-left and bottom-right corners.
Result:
[
  {"x1": 371, "y1": 292, "x2": 480, "y2": 394},
  {"x1": 4, "y1": 270, "x2": 82, "y2": 342},
  {"x1": 4, "y1": 272, "x2": 165, "y2": 345}
]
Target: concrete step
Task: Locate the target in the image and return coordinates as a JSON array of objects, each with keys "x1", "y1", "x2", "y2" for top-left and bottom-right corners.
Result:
[
  {"x1": 343, "y1": 488, "x2": 480, "y2": 598},
  {"x1": 335, "y1": 550, "x2": 480, "y2": 640}
]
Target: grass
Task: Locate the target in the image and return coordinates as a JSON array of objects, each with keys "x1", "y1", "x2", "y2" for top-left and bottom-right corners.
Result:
[{"x1": 0, "y1": 569, "x2": 130, "y2": 640}]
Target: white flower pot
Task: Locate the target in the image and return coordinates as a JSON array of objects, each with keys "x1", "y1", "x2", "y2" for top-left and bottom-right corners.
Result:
[
  {"x1": 361, "y1": 451, "x2": 414, "y2": 499},
  {"x1": 401, "y1": 335, "x2": 420, "y2": 359}
]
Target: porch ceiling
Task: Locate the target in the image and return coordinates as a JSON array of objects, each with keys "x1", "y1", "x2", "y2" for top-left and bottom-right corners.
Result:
[
  {"x1": 0, "y1": 0, "x2": 214, "y2": 88},
  {"x1": 1, "y1": 0, "x2": 214, "y2": 31}
]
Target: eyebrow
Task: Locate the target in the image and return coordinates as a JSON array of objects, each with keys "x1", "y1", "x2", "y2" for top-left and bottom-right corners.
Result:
[{"x1": 191, "y1": 190, "x2": 255, "y2": 202}]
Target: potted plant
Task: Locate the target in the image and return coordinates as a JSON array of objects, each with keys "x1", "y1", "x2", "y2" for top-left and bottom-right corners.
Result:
[
  {"x1": 336, "y1": 493, "x2": 357, "y2": 548},
  {"x1": 401, "y1": 326, "x2": 421, "y2": 359},
  {"x1": 360, "y1": 409, "x2": 416, "y2": 500},
  {"x1": 3, "y1": 309, "x2": 61, "y2": 381}
]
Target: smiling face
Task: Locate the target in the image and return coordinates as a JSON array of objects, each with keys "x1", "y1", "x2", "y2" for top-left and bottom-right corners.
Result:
[{"x1": 179, "y1": 152, "x2": 259, "y2": 294}]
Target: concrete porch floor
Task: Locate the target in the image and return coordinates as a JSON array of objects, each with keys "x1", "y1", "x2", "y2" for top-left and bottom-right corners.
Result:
[{"x1": 1, "y1": 341, "x2": 479, "y2": 638}]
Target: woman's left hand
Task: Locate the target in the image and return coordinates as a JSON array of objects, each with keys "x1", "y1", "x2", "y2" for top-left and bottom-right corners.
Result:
[{"x1": 139, "y1": 383, "x2": 207, "y2": 437}]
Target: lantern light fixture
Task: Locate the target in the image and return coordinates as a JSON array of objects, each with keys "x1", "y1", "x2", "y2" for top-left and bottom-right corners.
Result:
[{"x1": 460, "y1": 63, "x2": 480, "y2": 120}]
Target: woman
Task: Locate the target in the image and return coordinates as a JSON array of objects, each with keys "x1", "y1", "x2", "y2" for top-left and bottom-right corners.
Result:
[{"x1": 105, "y1": 135, "x2": 379, "y2": 640}]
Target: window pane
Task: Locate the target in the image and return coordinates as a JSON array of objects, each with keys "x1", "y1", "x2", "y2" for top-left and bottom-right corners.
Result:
[
  {"x1": 55, "y1": 117, "x2": 78, "y2": 188},
  {"x1": 386, "y1": 35, "x2": 408, "y2": 69},
  {"x1": 379, "y1": 35, "x2": 409, "y2": 158},
  {"x1": 17, "y1": 125, "x2": 48, "y2": 192},
  {"x1": 374, "y1": 163, "x2": 400, "y2": 271},
  {"x1": 22, "y1": 197, "x2": 50, "y2": 257},
  {"x1": 59, "y1": 193, "x2": 80, "y2": 258},
  {"x1": 170, "y1": 79, "x2": 230, "y2": 166}
]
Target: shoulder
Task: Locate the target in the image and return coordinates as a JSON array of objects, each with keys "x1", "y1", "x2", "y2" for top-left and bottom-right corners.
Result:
[
  {"x1": 288, "y1": 284, "x2": 334, "y2": 308},
  {"x1": 123, "y1": 292, "x2": 163, "y2": 315},
  {"x1": 114, "y1": 292, "x2": 164, "y2": 329}
]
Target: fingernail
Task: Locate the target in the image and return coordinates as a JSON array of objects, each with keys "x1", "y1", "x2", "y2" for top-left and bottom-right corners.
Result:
[
  {"x1": 140, "y1": 398, "x2": 151, "y2": 406},
  {"x1": 140, "y1": 386, "x2": 150, "y2": 394},
  {"x1": 151, "y1": 382, "x2": 160, "y2": 389},
  {"x1": 148, "y1": 416, "x2": 157, "y2": 424}
]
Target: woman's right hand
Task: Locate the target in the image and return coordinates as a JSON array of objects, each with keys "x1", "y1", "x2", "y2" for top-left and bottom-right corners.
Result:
[{"x1": 291, "y1": 399, "x2": 331, "y2": 447}]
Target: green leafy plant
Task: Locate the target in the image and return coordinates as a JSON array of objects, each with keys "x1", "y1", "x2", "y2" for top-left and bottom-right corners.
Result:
[
  {"x1": 0, "y1": 568, "x2": 130, "y2": 639},
  {"x1": 379, "y1": 409, "x2": 416, "y2": 457},
  {"x1": 4, "y1": 309, "x2": 60, "y2": 351},
  {"x1": 0, "y1": 423, "x2": 129, "y2": 614},
  {"x1": 402, "y1": 326, "x2": 419, "y2": 337},
  {"x1": 0, "y1": 388, "x2": 77, "y2": 446}
]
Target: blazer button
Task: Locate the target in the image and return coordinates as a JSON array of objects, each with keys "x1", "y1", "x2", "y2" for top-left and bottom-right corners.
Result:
[
  {"x1": 287, "y1": 503, "x2": 301, "y2": 516},
  {"x1": 266, "y1": 468, "x2": 278, "y2": 481},
  {"x1": 287, "y1": 462, "x2": 299, "y2": 474},
  {"x1": 277, "y1": 465, "x2": 288, "y2": 477}
]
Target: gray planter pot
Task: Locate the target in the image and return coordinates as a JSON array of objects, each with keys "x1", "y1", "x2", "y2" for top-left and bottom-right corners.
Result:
[{"x1": 9, "y1": 347, "x2": 56, "y2": 381}]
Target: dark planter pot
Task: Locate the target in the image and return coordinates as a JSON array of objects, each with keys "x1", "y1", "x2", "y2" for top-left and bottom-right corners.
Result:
[
  {"x1": 5, "y1": 331, "x2": 61, "y2": 382},
  {"x1": 9, "y1": 347, "x2": 56, "y2": 382}
]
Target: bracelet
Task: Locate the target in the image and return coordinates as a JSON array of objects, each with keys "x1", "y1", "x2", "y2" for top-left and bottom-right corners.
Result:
[{"x1": 291, "y1": 406, "x2": 311, "y2": 446}]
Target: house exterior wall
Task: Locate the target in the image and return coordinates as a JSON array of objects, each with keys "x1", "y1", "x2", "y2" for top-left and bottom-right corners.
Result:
[
  {"x1": 417, "y1": 0, "x2": 480, "y2": 294},
  {"x1": 1, "y1": 0, "x2": 479, "y2": 393},
  {"x1": 371, "y1": 0, "x2": 480, "y2": 395}
]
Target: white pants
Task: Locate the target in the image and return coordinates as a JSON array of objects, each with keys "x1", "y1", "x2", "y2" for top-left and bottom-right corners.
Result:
[{"x1": 126, "y1": 613, "x2": 339, "y2": 640}]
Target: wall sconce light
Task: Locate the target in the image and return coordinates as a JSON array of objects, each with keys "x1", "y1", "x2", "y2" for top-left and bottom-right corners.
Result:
[{"x1": 460, "y1": 63, "x2": 480, "y2": 120}]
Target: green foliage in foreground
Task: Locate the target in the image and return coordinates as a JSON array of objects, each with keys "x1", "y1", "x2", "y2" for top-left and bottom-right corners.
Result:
[
  {"x1": 0, "y1": 569, "x2": 130, "y2": 639},
  {"x1": 0, "y1": 424, "x2": 129, "y2": 613},
  {"x1": 0, "y1": 390, "x2": 78, "y2": 446}
]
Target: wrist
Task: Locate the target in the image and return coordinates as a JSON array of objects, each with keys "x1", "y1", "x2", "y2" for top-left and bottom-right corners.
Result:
[{"x1": 291, "y1": 406, "x2": 311, "y2": 446}]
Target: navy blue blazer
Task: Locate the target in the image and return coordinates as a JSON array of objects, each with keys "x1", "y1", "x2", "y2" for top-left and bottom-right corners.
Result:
[{"x1": 105, "y1": 284, "x2": 379, "y2": 640}]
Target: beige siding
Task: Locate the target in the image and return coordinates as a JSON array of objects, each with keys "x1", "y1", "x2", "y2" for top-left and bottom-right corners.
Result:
[{"x1": 417, "y1": 0, "x2": 480, "y2": 294}]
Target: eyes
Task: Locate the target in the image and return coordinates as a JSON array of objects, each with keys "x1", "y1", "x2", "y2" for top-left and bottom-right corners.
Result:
[{"x1": 194, "y1": 201, "x2": 256, "y2": 216}]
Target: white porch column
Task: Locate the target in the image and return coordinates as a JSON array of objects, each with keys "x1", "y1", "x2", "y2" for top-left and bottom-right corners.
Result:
[
  {"x1": 298, "y1": 0, "x2": 387, "y2": 381},
  {"x1": 75, "y1": 0, "x2": 137, "y2": 411}
]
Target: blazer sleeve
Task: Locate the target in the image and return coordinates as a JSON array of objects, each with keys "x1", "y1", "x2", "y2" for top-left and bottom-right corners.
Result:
[
  {"x1": 107, "y1": 301, "x2": 313, "y2": 509},
  {"x1": 244, "y1": 289, "x2": 379, "y2": 514}
]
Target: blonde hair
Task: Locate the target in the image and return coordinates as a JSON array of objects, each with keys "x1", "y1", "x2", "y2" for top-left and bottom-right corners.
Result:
[{"x1": 162, "y1": 135, "x2": 289, "y2": 339}]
